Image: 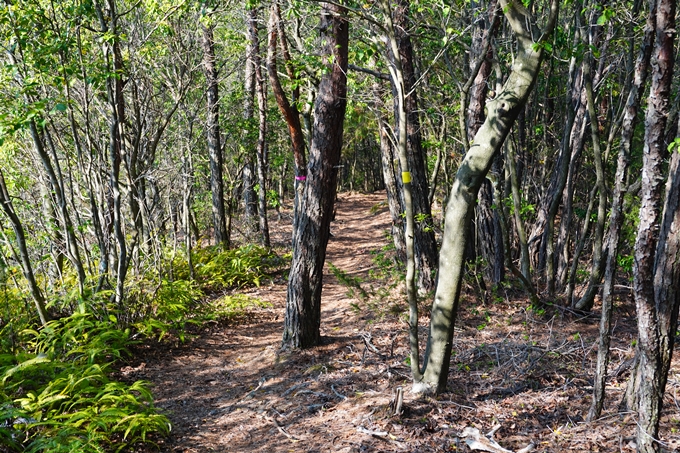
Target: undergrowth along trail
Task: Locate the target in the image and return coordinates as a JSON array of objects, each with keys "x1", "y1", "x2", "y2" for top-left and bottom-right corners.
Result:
[{"x1": 128, "y1": 192, "x2": 680, "y2": 453}]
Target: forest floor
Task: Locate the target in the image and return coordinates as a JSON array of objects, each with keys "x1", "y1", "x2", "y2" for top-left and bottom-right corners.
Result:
[{"x1": 122, "y1": 192, "x2": 680, "y2": 453}]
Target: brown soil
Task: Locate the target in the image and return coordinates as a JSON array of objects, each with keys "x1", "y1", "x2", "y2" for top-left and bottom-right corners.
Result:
[{"x1": 124, "y1": 192, "x2": 680, "y2": 453}]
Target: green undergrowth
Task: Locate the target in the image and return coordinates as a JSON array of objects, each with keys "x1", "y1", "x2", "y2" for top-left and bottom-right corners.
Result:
[
  {"x1": 133, "y1": 245, "x2": 280, "y2": 341},
  {"x1": 0, "y1": 245, "x2": 282, "y2": 452},
  {"x1": 0, "y1": 312, "x2": 169, "y2": 453},
  {"x1": 331, "y1": 239, "x2": 407, "y2": 320}
]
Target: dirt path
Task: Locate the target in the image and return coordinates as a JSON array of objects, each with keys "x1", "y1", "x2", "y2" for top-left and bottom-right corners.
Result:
[
  {"x1": 125, "y1": 192, "x2": 680, "y2": 453},
  {"x1": 128, "y1": 192, "x2": 407, "y2": 453}
]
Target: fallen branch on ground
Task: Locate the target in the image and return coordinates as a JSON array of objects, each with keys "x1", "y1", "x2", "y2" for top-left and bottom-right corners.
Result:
[{"x1": 460, "y1": 426, "x2": 535, "y2": 453}]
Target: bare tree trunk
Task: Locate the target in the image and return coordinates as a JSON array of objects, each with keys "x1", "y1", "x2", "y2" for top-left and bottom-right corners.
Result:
[
  {"x1": 378, "y1": 0, "x2": 421, "y2": 379},
  {"x1": 413, "y1": 0, "x2": 558, "y2": 394},
  {"x1": 267, "y1": 2, "x2": 306, "y2": 178},
  {"x1": 95, "y1": 0, "x2": 130, "y2": 307},
  {"x1": 243, "y1": 7, "x2": 259, "y2": 237},
  {"x1": 251, "y1": 9, "x2": 270, "y2": 248},
  {"x1": 393, "y1": 0, "x2": 438, "y2": 294},
  {"x1": 282, "y1": 2, "x2": 348, "y2": 348},
  {"x1": 588, "y1": 3, "x2": 654, "y2": 420},
  {"x1": 378, "y1": 112, "x2": 407, "y2": 263},
  {"x1": 505, "y1": 135, "x2": 530, "y2": 280},
  {"x1": 29, "y1": 122, "x2": 87, "y2": 294},
  {"x1": 201, "y1": 21, "x2": 228, "y2": 249},
  {"x1": 633, "y1": 0, "x2": 675, "y2": 450},
  {"x1": 573, "y1": 52, "x2": 607, "y2": 311},
  {"x1": 0, "y1": 170, "x2": 49, "y2": 325},
  {"x1": 527, "y1": 18, "x2": 582, "y2": 288},
  {"x1": 467, "y1": 0, "x2": 503, "y2": 287}
]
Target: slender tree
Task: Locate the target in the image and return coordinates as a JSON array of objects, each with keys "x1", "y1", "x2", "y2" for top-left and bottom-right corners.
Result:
[
  {"x1": 412, "y1": 0, "x2": 558, "y2": 394},
  {"x1": 0, "y1": 169, "x2": 50, "y2": 325},
  {"x1": 201, "y1": 16, "x2": 229, "y2": 249},
  {"x1": 588, "y1": 0, "x2": 653, "y2": 420}
]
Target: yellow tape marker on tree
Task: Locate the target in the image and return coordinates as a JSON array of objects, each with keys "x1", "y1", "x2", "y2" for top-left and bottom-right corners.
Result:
[{"x1": 402, "y1": 172, "x2": 412, "y2": 183}]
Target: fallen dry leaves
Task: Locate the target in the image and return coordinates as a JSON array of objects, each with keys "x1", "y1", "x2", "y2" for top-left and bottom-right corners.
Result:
[{"x1": 120, "y1": 192, "x2": 680, "y2": 453}]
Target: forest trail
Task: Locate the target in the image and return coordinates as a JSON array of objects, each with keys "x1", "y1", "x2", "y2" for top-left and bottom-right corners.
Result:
[
  {"x1": 127, "y1": 192, "x2": 407, "y2": 452},
  {"x1": 124, "y1": 192, "x2": 680, "y2": 453}
]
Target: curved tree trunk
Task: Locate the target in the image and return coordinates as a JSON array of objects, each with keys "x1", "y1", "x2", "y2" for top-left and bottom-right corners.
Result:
[
  {"x1": 0, "y1": 170, "x2": 50, "y2": 325},
  {"x1": 413, "y1": 0, "x2": 558, "y2": 394}
]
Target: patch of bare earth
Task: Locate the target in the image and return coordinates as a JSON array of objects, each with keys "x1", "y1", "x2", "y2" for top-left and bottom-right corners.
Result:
[{"x1": 123, "y1": 192, "x2": 680, "y2": 453}]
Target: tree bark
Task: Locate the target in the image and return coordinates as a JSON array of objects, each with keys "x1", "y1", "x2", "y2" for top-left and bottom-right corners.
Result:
[
  {"x1": 633, "y1": 0, "x2": 675, "y2": 450},
  {"x1": 467, "y1": 0, "x2": 504, "y2": 287},
  {"x1": 201, "y1": 21, "x2": 229, "y2": 249},
  {"x1": 243, "y1": 7, "x2": 259, "y2": 237},
  {"x1": 246, "y1": 6, "x2": 270, "y2": 248},
  {"x1": 282, "y1": 2, "x2": 349, "y2": 348},
  {"x1": 588, "y1": 4, "x2": 653, "y2": 419},
  {"x1": 95, "y1": 0, "x2": 129, "y2": 307},
  {"x1": 413, "y1": 0, "x2": 558, "y2": 394},
  {"x1": 0, "y1": 170, "x2": 50, "y2": 325},
  {"x1": 393, "y1": 0, "x2": 438, "y2": 294},
  {"x1": 267, "y1": 2, "x2": 306, "y2": 178},
  {"x1": 573, "y1": 51, "x2": 607, "y2": 311},
  {"x1": 377, "y1": 110, "x2": 407, "y2": 263},
  {"x1": 379, "y1": 0, "x2": 421, "y2": 380}
]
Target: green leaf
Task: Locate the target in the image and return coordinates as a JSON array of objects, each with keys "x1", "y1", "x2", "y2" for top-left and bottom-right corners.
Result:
[
  {"x1": 668, "y1": 137, "x2": 680, "y2": 153},
  {"x1": 2, "y1": 356, "x2": 50, "y2": 384}
]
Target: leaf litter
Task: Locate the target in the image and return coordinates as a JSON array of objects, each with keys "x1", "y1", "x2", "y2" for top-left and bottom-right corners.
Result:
[{"x1": 120, "y1": 192, "x2": 680, "y2": 453}]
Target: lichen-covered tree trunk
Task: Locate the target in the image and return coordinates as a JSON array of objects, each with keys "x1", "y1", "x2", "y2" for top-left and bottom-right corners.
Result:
[
  {"x1": 413, "y1": 0, "x2": 558, "y2": 394},
  {"x1": 282, "y1": 3, "x2": 348, "y2": 348}
]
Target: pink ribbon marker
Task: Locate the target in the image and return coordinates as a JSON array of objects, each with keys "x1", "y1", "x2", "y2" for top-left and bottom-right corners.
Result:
[{"x1": 295, "y1": 175, "x2": 307, "y2": 181}]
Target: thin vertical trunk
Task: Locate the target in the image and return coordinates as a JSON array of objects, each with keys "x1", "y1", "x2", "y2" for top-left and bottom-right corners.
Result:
[
  {"x1": 250, "y1": 8, "x2": 270, "y2": 248},
  {"x1": 394, "y1": 0, "x2": 438, "y2": 293},
  {"x1": 378, "y1": 112, "x2": 407, "y2": 263},
  {"x1": 527, "y1": 15, "x2": 581, "y2": 285},
  {"x1": 282, "y1": 2, "x2": 349, "y2": 348},
  {"x1": 379, "y1": 0, "x2": 420, "y2": 379},
  {"x1": 467, "y1": 0, "x2": 503, "y2": 287},
  {"x1": 0, "y1": 170, "x2": 49, "y2": 325},
  {"x1": 589, "y1": 2, "x2": 653, "y2": 420},
  {"x1": 573, "y1": 53, "x2": 607, "y2": 311},
  {"x1": 243, "y1": 8, "x2": 259, "y2": 237},
  {"x1": 201, "y1": 22, "x2": 228, "y2": 249},
  {"x1": 28, "y1": 123, "x2": 87, "y2": 294},
  {"x1": 505, "y1": 136, "x2": 530, "y2": 280},
  {"x1": 95, "y1": 0, "x2": 129, "y2": 307}
]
